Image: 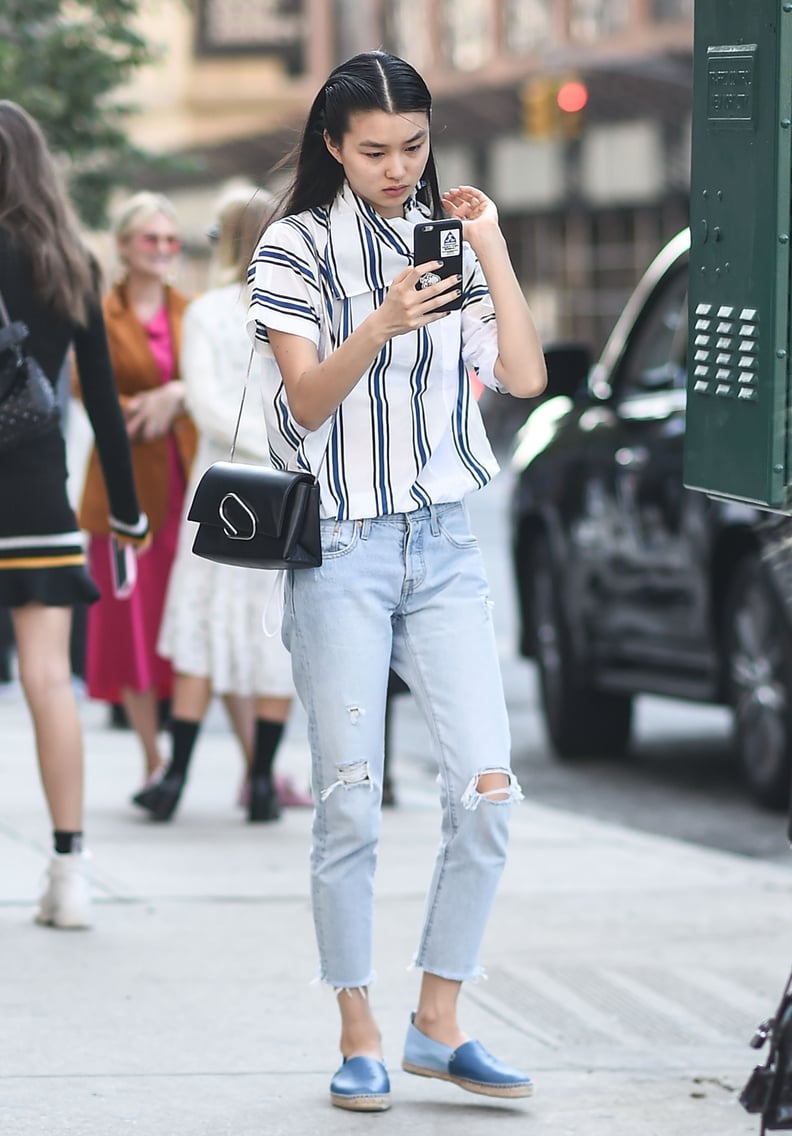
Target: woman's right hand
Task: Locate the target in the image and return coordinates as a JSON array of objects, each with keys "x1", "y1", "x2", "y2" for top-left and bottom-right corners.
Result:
[{"x1": 375, "y1": 262, "x2": 461, "y2": 339}]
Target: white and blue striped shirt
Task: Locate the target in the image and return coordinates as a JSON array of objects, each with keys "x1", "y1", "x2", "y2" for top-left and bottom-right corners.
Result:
[{"x1": 247, "y1": 183, "x2": 503, "y2": 522}]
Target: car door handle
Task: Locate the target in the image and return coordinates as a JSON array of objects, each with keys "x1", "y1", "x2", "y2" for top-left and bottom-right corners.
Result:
[{"x1": 615, "y1": 446, "x2": 649, "y2": 469}]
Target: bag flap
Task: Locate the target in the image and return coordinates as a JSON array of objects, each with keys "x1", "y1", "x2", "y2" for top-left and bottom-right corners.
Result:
[
  {"x1": 0, "y1": 321, "x2": 28, "y2": 355},
  {"x1": 187, "y1": 461, "x2": 315, "y2": 538}
]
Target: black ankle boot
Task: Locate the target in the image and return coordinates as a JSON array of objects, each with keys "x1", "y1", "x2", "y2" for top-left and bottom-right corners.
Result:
[
  {"x1": 132, "y1": 775, "x2": 185, "y2": 821},
  {"x1": 248, "y1": 777, "x2": 281, "y2": 823}
]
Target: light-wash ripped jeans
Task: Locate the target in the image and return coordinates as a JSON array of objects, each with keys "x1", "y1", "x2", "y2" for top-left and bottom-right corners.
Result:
[{"x1": 282, "y1": 500, "x2": 522, "y2": 990}]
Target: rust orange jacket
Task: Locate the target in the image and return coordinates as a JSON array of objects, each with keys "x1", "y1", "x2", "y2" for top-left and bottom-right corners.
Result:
[{"x1": 76, "y1": 282, "x2": 198, "y2": 536}]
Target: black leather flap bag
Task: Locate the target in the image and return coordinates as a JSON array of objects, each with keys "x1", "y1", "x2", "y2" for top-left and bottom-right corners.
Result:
[{"x1": 188, "y1": 460, "x2": 321, "y2": 571}]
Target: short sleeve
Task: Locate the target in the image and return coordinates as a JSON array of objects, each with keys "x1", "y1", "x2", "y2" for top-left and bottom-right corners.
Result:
[
  {"x1": 460, "y1": 246, "x2": 506, "y2": 394},
  {"x1": 247, "y1": 216, "x2": 323, "y2": 357}
]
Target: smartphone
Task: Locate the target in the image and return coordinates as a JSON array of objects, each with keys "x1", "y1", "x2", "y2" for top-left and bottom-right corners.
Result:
[
  {"x1": 413, "y1": 218, "x2": 463, "y2": 313},
  {"x1": 110, "y1": 536, "x2": 137, "y2": 600}
]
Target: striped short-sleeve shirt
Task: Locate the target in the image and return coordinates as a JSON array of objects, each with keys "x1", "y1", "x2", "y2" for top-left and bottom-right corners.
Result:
[{"x1": 247, "y1": 183, "x2": 503, "y2": 522}]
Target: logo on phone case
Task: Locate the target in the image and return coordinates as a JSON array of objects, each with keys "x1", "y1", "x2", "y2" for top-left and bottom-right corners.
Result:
[{"x1": 441, "y1": 229, "x2": 460, "y2": 258}]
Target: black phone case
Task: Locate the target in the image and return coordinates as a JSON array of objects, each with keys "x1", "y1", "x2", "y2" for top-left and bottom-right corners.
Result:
[
  {"x1": 413, "y1": 220, "x2": 463, "y2": 313},
  {"x1": 110, "y1": 537, "x2": 131, "y2": 594}
]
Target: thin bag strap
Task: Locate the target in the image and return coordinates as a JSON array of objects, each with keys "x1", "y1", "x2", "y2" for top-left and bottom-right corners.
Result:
[
  {"x1": 0, "y1": 287, "x2": 11, "y2": 328},
  {"x1": 228, "y1": 348, "x2": 256, "y2": 461},
  {"x1": 231, "y1": 346, "x2": 333, "y2": 478}
]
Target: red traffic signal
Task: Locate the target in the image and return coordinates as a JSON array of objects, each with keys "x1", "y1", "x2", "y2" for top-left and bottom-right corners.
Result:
[{"x1": 556, "y1": 80, "x2": 589, "y2": 114}]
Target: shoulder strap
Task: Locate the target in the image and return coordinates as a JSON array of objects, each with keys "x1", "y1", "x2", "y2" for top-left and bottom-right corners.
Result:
[
  {"x1": 230, "y1": 347, "x2": 333, "y2": 479},
  {"x1": 229, "y1": 347, "x2": 256, "y2": 462}
]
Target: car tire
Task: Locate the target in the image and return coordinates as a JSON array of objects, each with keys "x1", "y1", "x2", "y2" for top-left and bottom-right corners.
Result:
[
  {"x1": 530, "y1": 535, "x2": 633, "y2": 759},
  {"x1": 724, "y1": 554, "x2": 792, "y2": 810}
]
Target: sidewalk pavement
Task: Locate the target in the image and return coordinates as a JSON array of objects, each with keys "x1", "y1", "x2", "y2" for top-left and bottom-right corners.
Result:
[{"x1": 2, "y1": 684, "x2": 792, "y2": 1136}]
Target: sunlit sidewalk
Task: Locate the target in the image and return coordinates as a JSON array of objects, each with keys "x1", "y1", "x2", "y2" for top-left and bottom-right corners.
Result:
[{"x1": 1, "y1": 684, "x2": 789, "y2": 1136}]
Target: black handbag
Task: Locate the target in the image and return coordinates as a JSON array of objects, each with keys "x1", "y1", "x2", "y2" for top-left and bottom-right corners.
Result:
[
  {"x1": 0, "y1": 287, "x2": 59, "y2": 452},
  {"x1": 188, "y1": 461, "x2": 321, "y2": 570},
  {"x1": 187, "y1": 351, "x2": 323, "y2": 571},
  {"x1": 740, "y1": 968, "x2": 792, "y2": 1132}
]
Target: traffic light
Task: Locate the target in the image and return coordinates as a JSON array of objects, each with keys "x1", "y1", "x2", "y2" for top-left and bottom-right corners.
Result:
[
  {"x1": 556, "y1": 79, "x2": 588, "y2": 138},
  {"x1": 522, "y1": 76, "x2": 588, "y2": 140},
  {"x1": 522, "y1": 78, "x2": 557, "y2": 139}
]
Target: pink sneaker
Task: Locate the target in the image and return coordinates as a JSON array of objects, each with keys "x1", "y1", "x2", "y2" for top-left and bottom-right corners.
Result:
[{"x1": 274, "y1": 774, "x2": 313, "y2": 808}]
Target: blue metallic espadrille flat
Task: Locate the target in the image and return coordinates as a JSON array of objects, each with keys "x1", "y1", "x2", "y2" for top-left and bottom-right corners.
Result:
[
  {"x1": 329, "y1": 1055, "x2": 391, "y2": 1111},
  {"x1": 402, "y1": 1014, "x2": 534, "y2": 1099}
]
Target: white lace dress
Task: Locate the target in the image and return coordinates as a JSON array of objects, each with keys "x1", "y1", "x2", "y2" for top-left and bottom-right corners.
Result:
[{"x1": 157, "y1": 283, "x2": 294, "y2": 696}]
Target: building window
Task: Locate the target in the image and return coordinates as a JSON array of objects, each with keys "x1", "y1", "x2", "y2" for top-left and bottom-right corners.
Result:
[
  {"x1": 383, "y1": 0, "x2": 432, "y2": 73},
  {"x1": 503, "y1": 0, "x2": 551, "y2": 53},
  {"x1": 651, "y1": 0, "x2": 693, "y2": 20},
  {"x1": 196, "y1": 0, "x2": 306, "y2": 71},
  {"x1": 441, "y1": 0, "x2": 495, "y2": 71},
  {"x1": 570, "y1": 0, "x2": 627, "y2": 41}
]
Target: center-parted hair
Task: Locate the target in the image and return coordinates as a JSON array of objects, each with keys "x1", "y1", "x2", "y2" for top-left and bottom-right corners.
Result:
[{"x1": 280, "y1": 50, "x2": 441, "y2": 219}]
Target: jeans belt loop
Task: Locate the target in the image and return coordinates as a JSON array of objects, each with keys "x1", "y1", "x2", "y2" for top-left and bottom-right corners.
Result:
[
  {"x1": 429, "y1": 504, "x2": 440, "y2": 537},
  {"x1": 360, "y1": 517, "x2": 371, "y2": 540}
]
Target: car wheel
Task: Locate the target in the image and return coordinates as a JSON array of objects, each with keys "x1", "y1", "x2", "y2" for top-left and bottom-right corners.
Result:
[
  {"x1": 530, "y1": 535, "x2": 633, "y2": 759},
  {"x1": 724, "y1": 554, "x2": 792, "y2": 810}
]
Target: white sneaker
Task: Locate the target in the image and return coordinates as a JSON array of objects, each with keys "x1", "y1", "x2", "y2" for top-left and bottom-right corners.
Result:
[{"x1": 35, "y1": 852, "x2": 92, "y2": 929}]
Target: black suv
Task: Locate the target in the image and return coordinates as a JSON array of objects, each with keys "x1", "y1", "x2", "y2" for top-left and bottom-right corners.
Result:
[{"x1": 510, "y1": 230, "x2": 792, "y2": 810}]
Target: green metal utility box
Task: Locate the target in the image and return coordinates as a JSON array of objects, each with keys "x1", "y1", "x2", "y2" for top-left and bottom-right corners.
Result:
[{"x1": 685, "y1": 0, "x2": 792, "y2": 509}]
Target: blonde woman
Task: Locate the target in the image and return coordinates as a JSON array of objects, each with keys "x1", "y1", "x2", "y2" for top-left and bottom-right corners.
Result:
[
  {"x1": 0, "y1": 102, "x2": 148, "y2": 927},
  {"x1": 77, "y1": 192, "x2": 197, "y2": 790},
  {"x1": 141, "y1": 186, "x2": 309, "y2": 823}
]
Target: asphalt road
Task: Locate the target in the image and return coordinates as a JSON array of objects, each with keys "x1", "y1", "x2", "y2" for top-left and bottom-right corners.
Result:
[{"x1": 391, "y1": 465, "x2": 792, "y2": 868}]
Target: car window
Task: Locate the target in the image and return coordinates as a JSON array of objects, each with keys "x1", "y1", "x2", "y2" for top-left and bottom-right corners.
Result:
[{"x1": 615, "y1": 265, "x2": 688, "y2": 400}]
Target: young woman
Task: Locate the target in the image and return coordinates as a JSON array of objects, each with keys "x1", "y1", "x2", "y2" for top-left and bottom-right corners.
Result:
[
  {"x1": 0, "y1": 101, "x2": 148, "y2": 928},
  {"x1": 141, "y1": 185, "x2": 310, "y2": 823},
  {"x1": 248, "y1": 52, "x2": 546, "y2": 1111},
  {"x1": 77, "y1": 192, "x2": 197, "y2": 792}
]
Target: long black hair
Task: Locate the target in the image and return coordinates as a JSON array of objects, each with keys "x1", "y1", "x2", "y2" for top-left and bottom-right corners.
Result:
[
  {"x1": 279, "y1": 50, "x2": 442, "y2": 219},
  {"x1": 0, "y1": 100, "x2": 93, "y2": 324}
]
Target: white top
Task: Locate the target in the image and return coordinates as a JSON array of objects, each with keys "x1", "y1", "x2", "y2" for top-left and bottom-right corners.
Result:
[
  {"x1": 182, "y1": 282, "x2": 271, "y2": 463},
  {"x1": 247, "y1": 183, "x2": 503, "y2": 521},
  {"x1": 156, "y1": 283, "x2": 293, "y2": 697}
]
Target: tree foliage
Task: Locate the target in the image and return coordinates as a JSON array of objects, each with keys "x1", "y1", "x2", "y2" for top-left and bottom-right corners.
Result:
[{"x1": 0, "y1": 0, "x2": 160, "y2": 227}]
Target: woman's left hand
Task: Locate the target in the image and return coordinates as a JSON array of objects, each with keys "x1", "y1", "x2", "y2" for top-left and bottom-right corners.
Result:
[{"x1": 441, "y1": 186, "x2": 500, "y2": 246}]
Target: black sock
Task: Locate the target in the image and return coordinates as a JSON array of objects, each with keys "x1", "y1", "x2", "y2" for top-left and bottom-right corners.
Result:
[
  {"x1": 250, "y1": 719, "x2": 285, "y2": 782},
  {"x1": 167, "y1": 718, "x2": 201, "y2": 779},
  {"x1": 54, "y1": 831, "x2": 83, "y2": 855}
]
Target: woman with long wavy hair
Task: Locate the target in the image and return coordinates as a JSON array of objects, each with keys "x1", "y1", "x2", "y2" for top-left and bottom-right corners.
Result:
[{"x1": 0, "y1": 101, "x2": 148, "y2": 928}]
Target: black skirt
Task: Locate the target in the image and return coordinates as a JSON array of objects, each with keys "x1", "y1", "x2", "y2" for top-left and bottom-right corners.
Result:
[{"x1": 0, "y1": 424, "x2": 99, "y2": 607}]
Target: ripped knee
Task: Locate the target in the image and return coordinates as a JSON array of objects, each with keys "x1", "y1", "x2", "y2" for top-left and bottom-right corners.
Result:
[
  {"x1": 320, "y1": 759, "x2": 374, "y2": 802},
  {"x1": 461, "y1": 767, "x2": 524, "y2": 811}
]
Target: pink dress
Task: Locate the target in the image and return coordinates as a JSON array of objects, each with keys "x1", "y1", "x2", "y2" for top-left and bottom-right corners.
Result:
[{"x1": 85, "y1": 306, "x2": 186, "y2": 702}]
